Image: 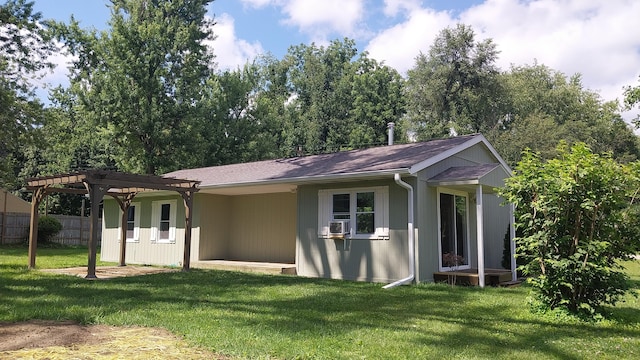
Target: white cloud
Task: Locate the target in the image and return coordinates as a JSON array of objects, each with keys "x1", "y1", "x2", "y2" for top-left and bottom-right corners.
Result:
[
  {"x1": 365, "y1": 0, "x2": 640, "y2": 125},
  {"x1": 239, "y1": 0, "x2": 275, "y2": 8},
  {"x1": 460, "y1": 0, "x2": 640, "y2": 119},
  {"x1": 382, "y1": 0, "x2": 422, "y2": 17},
  {"x1": 207, "y1": 13, "x2": 264, "y2": 70},
  {"x1": 280, "y1": 0, "x2": 365, "y2": 42},
  {"x1": 365, "y1": 8, "x2": 453, "y2": 75}
]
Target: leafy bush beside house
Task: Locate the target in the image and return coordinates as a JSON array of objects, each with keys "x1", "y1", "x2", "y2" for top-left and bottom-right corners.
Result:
[{"x1": 499, "y1": 142, "x2": 640, "y2": 317}]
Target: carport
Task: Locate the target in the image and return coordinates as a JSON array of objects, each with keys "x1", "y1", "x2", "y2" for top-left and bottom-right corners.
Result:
[{"x1": 25, "y1": 170, "x2": 199, "y2": 278}]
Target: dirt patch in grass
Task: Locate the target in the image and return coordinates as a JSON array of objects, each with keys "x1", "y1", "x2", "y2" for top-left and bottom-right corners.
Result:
[
  {"x1": 40, "y1": 265, "x2": 179, "y2": 279},
  {"x1": 0, "y1": 320, "x2": 226, "y2": 359}
]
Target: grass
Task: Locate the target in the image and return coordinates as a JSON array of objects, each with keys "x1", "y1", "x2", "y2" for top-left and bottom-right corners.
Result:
[{"x1": 1, "y1": 245, "x2": 639, "y2": 359}]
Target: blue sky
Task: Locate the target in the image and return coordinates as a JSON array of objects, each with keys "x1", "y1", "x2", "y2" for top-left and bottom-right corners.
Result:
[{"x1": 31, "y1": 0, "x2": 640, "y2": 123}]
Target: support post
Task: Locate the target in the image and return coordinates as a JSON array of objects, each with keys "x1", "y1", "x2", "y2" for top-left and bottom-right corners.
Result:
[
  {"x1": 510, "y1": 204, "x2": 517, "y2": 282},
  {"x1": 85, "y1": 183, "x2": 109, "y2": 278},
  {"x1": 112, "y1": 193, "x2": 136, "y2": 266},
  {"x1": 476, "y1": 185, "x2": 485, "y2": 288},
  {"x1": 181, "y1": 190, "x2": 195, "y2": 272},
  {"x1": 28, "y1": 187, "x2": 46, "y2": 269},
  {"x1": 2, "y1": 189, "x2": 8, "y2": 245}
]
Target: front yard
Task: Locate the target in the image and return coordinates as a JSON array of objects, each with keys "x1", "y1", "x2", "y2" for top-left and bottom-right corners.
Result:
[{"x1": 1, "y1": 245, "x2": 639, "y2": 359}]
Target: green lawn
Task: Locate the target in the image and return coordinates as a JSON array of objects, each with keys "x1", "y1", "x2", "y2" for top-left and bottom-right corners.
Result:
[{"x1": 1, "y1": 245, "x2": 639, "y2": 359}]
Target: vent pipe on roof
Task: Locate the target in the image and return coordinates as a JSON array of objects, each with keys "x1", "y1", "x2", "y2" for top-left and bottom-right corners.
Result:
[{"x1": 387, "y1": 122, "x2": 395, "y2": 145}]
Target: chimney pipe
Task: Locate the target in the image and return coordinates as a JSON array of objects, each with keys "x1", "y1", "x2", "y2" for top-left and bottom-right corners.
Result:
[{"x1": 387, "y1": 122, "x2": 395, "y2": 146}]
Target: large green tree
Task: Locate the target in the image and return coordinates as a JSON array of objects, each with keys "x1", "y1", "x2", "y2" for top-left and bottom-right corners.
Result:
[
  {"x1": 53, "y1": 0, "x2": 215, "y2": 174},
  {"x1": 405, "y1": 24, "x2": 503, "y2": 139},
  {"x1": 488, "y1": 63, "x2": 640, "y2": 166},
  {"x1": 272, "y1": 39, "x2": 406, "y2": 156},
  {"x1": 0, "y1": 0, "x2": 55, "y2": 189},
  {"x1": 624, "y1": 76, "x2": 640, "y2": 128},
  {"x1": 499, "y1": 143, "x2": 640, "y2": 316}
]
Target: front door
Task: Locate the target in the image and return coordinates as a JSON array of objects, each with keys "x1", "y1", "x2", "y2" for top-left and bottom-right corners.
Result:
[{"x1": 438, "y1": 190, "x2": 470, "y2": 270}]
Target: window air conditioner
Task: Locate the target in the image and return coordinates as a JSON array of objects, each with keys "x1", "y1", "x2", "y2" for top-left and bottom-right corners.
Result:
[{"x1": 328, "y1": 220, "x2": 350, "y2": 238}]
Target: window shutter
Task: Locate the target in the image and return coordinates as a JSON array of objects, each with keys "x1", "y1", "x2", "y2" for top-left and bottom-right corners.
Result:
[
  {"x1": 318, "y1": 190, "x2": 329, "y2": 237},
  {"x1": 169, "y1": 201, "x2": 176, "y2": 243},
  {"x1": 374, "y1": 187, "x2": 389, "y2": 238},
  {"x1": 150, "y1": 202, "x2": 158, "y2": 242},
  {"x1": 132, "y1": 203, "x2": 140, "y2": 241}
]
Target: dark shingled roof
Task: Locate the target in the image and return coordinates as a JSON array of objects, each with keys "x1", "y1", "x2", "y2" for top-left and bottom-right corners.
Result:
[
  {"x1": 165, "y1": 134, "x2": 481, "y2": 188},
  {"x1": 428, "y1": 163, "x2": 501, "y2": 182}
]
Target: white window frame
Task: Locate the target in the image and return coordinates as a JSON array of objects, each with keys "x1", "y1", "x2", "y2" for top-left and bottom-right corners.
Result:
[
  {"x1": 318, "y1": 186, "x2": 389, "y2": 240},
  {"x1": 150, "y1": 200, "x2": 177, "y2": 244},
  {"x1": 437, "y1": 188, "x2": 471, "y2": 271},
  {"x1": 118, "y1": 202, "x2": 140, "y2": 243}
]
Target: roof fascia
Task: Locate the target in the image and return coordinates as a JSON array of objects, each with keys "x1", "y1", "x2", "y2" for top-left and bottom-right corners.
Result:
[
  {"x1": 199, "y1": 168, "x2": 412, "y2": 191},
  {"x1": 409, "y1": 134, "x2": 512, "y2": 175}
]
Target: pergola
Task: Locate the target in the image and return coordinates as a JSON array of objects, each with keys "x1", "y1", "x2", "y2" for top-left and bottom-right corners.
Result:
[{"x1": 26, "y1": 170, "x2": 200, "y2": 278}]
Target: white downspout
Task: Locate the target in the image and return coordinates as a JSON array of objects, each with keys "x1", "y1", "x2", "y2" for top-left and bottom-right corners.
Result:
[{"x1": 383, "y1": 173, "x2": 415, "y2": 289}]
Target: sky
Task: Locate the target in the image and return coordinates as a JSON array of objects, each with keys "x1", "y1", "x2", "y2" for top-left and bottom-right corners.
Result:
[{"x1": 32, "y1": 0, "x2": 640, "y2": 124}]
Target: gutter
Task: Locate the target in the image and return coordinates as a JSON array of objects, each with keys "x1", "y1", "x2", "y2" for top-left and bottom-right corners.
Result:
[{"x1": 383, "y1": 173, "x2": 415, "y2": 289}]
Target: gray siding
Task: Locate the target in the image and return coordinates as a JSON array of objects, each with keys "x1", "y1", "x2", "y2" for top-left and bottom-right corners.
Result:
[
  {"x1": 296, "y1": 179, "x2": 410, "y2": 283},
  {"x1": 101, "y1": 195, "x2": 187, "y2": 266}
]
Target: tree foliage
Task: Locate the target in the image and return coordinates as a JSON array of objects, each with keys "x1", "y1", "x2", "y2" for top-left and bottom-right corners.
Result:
[
  {"x1": 406, "y1": 24, "x2": 503, "y2": 139},
  {"x1": 624, "y1": 76, "x2": 640, "y2": 128},
  {"x1": 499, "y1": 143, "x2": 640, "y2": 316},
  {"x1": 0, "y1": 0, "x2": 56, "y2": 189},
  {"x1": 52, "y1": 0, "x2": 215, "y2": 174},
  {"x1": 487, "y1": 63, "x2": 640, "y2": 166}
]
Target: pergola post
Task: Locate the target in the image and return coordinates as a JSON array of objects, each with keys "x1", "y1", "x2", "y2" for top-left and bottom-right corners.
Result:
[
  {"x1": 112, "y1": 193, "x2": 136, "y2": 266},
  {"x1": 181, "y1": 189, "x2": 195, "y2": 272},
  {"x1": 85, "y1": 183, "x2": 109, "y2": 279},
  {"x1": 510, "y1": 204, "x2": 517, "y2": 282},
  {"x1": 28, "y1": 187, "x2": 46, "y2": 269},
  {"x1": 476, "y1": 185, "x2": 485, "y2": 288}
]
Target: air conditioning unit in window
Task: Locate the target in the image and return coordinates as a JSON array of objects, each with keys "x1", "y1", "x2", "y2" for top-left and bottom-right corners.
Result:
[{"x1": 328, "y1": 220, "x2": 350, "y2": 238}]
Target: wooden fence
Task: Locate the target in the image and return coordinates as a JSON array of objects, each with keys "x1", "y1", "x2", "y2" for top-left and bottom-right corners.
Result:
[{"x1": 0, "y1": 212, "x2": 100, "y2": 246}]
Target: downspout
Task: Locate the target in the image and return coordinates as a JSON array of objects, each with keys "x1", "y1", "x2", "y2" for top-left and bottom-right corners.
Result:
[{"x1": 383, "y1": 173, "x2": 415, "y2": 289}]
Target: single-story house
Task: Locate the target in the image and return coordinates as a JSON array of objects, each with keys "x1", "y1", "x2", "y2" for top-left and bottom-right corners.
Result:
[{"x1": 101, "y1": 133, "x2": 515, "y2": 287}]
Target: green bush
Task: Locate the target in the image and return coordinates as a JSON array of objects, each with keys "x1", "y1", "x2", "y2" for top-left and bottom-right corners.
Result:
[
  {"x1": 499, "y1": 142, "x2": 640, "y2": 317},
  {"x1": 38, "y1": 216, "x2": 63, "y2": 243}
]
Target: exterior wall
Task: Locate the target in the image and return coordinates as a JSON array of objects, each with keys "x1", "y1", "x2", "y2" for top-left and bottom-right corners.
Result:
[
  {"x1": 196, "y1": 193, "x2": 231, "y2": 260},
  {"x1": 227, "y1": 192, "x2": 296, "y2": 263},
  {"x1": 296, "y1": 179, "x2": 410, "y2": 283},
  {"x1": 101, "y1": 195, "x2": 187, "y2": 267},
  {"x1": 1, "y1": 190, "x2": 31, "y2": 214},
  {"x1": 101, "y1": 192, "x2": 297, "y2": 266},
  {"x1": 415, "y1": 143, "x2": 511, "y2": 282}
]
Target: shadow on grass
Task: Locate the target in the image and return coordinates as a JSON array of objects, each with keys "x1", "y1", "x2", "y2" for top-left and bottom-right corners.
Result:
[{"x1": 2, "y1": 266, "x2": 639, "y2": 359}]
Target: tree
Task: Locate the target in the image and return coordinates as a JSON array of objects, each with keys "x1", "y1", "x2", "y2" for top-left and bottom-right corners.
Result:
[
  {"x1": 624, "y1": 76, "x2": 640, "y2": 128},
  {"x1": 0, "y1": 0, "x2": 56, "y2": 189},
  {"x1": 405, "y1": 24, "x2": 503, "y2": 139},
  {"x1": 488, "y1": 63, "x2": 640, "y2": 166},
  {"x1": 499, "y1": 142, "x2": 640, "y2": 316},
  {"x1": 53, "y1": 0, "x2": 215, "y2": 174},
  {"x1": 272, "y1": 38, "x2": 406, "y2": 156}
]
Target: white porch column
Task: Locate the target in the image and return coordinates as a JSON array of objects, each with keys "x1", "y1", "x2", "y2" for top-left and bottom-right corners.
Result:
[
  {"x1": 510, "y1": 204, "x2": 517, "y2": 282},
  {"x1": 476, "y1": 185, "x2": 485, "y2": 288}
]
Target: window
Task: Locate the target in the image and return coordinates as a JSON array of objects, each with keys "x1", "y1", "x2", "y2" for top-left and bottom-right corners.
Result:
[
  {"x1": 119, "y1": 202, "x2": 140, "y2": 242},
  {"x1": 151, "y1": 200, "x2": 177, "y2": 243},
  {"x1": 319, "y1": 186, "x2": 389, "y2": 239},
  {"x1": 438, "y1": 190, "x2": 470, "y2": 270}
]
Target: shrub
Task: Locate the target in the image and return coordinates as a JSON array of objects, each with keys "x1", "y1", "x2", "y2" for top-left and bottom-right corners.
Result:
[
  {"x1": 499, "y1": 142, "x2": 640, "y2": 317},
  {"x1": 38, "y1": 216, "x2": 63, "y2": 243}
]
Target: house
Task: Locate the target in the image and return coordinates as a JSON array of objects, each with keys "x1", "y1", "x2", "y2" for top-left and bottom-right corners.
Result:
[{"x1": 100, "y1": 134, "x2": 515, "y2": 286}]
